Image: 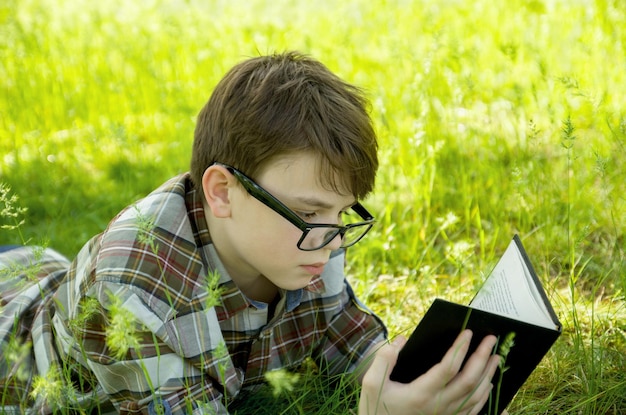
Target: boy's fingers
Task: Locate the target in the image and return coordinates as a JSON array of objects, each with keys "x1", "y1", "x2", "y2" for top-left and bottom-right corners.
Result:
[
  {"x1": 383, "y1": 336, "x2": 407, "y2": 367},
  {"x1": 362, "y1": 336, "x2": 407, "y2": 387},
  {"x1": 444, "y1": 335, "x2": 499, "y2": 407},
  {"x1": 467, "y1": 383, "x2": 493, "y2": 415},
  {"x1": 417, "y1": 330, "x2": 473, "y2": 392},
  {"x1": 392, "y1": 335, "x2": 408, "y2": 350}
]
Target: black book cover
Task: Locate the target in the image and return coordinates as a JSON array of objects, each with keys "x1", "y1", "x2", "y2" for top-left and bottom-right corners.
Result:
[{"x1": 389, "y1": 236, "x2": 562, "y2": 415}]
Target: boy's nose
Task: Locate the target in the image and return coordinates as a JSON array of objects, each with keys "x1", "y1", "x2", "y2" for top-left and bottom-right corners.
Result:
[{"x1": 324, "y1": 232, "x2": 343, "y2": 251}]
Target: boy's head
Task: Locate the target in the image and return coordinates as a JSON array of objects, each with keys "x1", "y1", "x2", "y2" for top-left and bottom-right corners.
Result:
[{"x1": 190, "y1": 51, "x2": 378, "y2": 201}]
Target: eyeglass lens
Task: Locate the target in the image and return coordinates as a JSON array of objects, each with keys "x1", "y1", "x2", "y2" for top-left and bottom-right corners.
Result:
[{"x1": 298, "y1": 212, "x2": 372, "y2": 250}]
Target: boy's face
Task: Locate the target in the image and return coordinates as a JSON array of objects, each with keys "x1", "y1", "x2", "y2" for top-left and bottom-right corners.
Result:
[{"x1": 212, "y1": 152, "x2": 356, "y2": 293}]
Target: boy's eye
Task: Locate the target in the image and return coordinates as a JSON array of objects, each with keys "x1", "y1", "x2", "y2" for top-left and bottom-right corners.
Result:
[
  {"x1": 296, "y1": 210, "x2": 352, "y2": 224},
  {"x1": 297, "y1": 211, "x2": 317, "y2": 221}
]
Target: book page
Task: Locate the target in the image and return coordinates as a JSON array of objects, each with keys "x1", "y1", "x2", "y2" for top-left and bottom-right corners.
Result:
[{"x1": 469, "y1": 239, "x2": 555, "y2": 329}]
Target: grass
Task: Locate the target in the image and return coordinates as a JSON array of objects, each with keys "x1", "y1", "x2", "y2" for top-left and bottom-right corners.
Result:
[{"x1": 1, "y1": 0, "x2": 625, "y2": 413}]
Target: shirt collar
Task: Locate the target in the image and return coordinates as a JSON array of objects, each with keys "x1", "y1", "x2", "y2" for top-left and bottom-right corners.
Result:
[
  {"x1": 304, "y1": 274, "x2": 326, "y2": 295},
  {"x1": 184, "y1": 175, "x2": 212, "y2": 249},
  {"x1": 209, "y1": 270, "x2": 327, "y2": 320}
]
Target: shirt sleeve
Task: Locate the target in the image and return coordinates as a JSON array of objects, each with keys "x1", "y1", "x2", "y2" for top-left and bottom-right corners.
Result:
[
  {"x1": 311, "y1": 279, "x2": 387, "y2": 376},
  {"x1": 56, "y1": 278, "x2": 244, "y2": 415},
  {"x1": 51, "y1": 232, "x2": 243, "y2": 414}
]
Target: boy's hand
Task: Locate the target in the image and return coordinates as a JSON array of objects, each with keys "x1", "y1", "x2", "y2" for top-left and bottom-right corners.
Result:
[{"x1": 359, "y1": 329, "x2": 503, "y2": 415}]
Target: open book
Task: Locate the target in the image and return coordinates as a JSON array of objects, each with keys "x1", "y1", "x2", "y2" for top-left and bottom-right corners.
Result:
[{"x1": 390, "y1": 235, "x2": 562, "y2": 415}]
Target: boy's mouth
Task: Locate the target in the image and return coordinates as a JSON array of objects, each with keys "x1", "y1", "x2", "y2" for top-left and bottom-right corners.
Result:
[{"x1": 301, "y1": 262, "x2": 327, "y2": 276}]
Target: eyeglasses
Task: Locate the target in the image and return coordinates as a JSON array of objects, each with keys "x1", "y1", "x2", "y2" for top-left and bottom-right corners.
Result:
[{"x1": 215, "y1": 163, "x2": 375, "y2": 251}]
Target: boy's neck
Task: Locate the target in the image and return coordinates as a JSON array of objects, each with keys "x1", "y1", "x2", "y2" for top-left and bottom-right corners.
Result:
[{"x1": 236, "y1": 274, "x2": 279, "y2": 304}]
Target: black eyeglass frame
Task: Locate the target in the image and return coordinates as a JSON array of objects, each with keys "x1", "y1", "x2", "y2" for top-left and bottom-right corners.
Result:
[{"x1": 214, "y1": 163, "x2": 376, "y2": 251}]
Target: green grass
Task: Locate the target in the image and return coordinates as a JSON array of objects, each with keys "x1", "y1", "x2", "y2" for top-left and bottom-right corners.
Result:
[{"x1": 1, "y1": 0, "x2": 625, "y2": 413}]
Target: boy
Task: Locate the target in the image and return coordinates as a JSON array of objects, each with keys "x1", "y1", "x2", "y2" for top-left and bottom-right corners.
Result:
[{"x1": 0, "y1": 52, "x2": 501, "y2": 414}]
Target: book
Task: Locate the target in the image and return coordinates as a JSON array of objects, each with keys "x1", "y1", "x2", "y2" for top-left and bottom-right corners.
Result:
[{"x1": 390, "y1": 235, "x2": 562, "y2": 415}]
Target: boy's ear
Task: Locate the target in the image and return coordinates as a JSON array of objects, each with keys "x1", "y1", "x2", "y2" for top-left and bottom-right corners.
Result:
[{"x1": 202, "y1": 165, "x2": 233, "y2": 218}]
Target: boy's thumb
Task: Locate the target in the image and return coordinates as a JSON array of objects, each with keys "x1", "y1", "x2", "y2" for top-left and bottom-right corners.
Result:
[
  {"x1": 375, "y1": 336, "x2": 407, "y2": 372},
  {"x1": 389, "y1": 335, "x2": 407, "y2": 361},
  {"x1": 361, "y1": 336, "x2": 408, "y2": 391},
  {"x1": 391, "y1": 335, "x2": 407, "y2": 348}
]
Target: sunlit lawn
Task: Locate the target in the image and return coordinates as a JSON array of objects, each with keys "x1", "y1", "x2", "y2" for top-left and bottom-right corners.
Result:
[{"x1": 1, "y1": 0, "x2": 625, "y2": 413}]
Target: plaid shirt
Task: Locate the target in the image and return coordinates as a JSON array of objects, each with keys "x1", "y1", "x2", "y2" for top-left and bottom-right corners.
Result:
[{"x1": 0, "y1": 174, "x2": 386, "y2": 414}]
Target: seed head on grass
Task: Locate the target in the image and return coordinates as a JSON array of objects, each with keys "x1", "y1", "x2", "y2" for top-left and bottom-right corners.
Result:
[
  {"x1": 0, "y1": 245, "x2": 45, "y2": 292},
  {"x1": 205, "y1": 269, "x2": 224, "y2": 309},
  {"x1": 134, "y1": 205, "x2": 158, "y2": 253},
  {"x1": 445, "y1": 239, "x2": 474, "y2": 268},
  {"x1": 0, "y1": 183, "x2": 27, "y2": 232},
  {"x1": 30, "y1": 365, "x2": 76, "y2": 410},
  {"x1": 497, "y1": 332, "x2": 516, "y2": 372},
  {"x1": 213, "y1": 340, "x2": 229, "y2": 363},
  {"x1": 211, "y1": 340, "x2": 232, "y2": 403},
  {"x1": 435, "y1": 211, "x2": 459, "y2": 232},
  {"x1": 23, "y1": 245, "x2": 46, "y2": 282},
  {"x1": 264, "y1": 368, "x2": 300, "y2": 397},
  {"x1": 491, "y1": 332, "x2": 516, "y2": 414},
  {"x1": 106, "y1": 292, "x2": 142, "y2": 360},
  {"x1": 67, "y1": 296, "x2": 101, "y2": 337},
  {"x1": 561, "y1": 116, "x2": 576, "y2": 150},
  {"x1": 0, "y1": 260, "x2": 30, "y2": 286},
  {"x1": 4, "y1": 336, "x2": 32, "y2": 382}
]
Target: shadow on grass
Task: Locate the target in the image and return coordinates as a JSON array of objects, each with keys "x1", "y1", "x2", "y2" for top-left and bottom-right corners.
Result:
[{"x1": 0, "y1": 155, "x2": 176, "y2": 257}]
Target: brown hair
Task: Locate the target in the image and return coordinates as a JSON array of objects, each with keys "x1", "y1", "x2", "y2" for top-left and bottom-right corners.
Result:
[{"x1": 190, "y1": 51, "x2": 378, "y2": 200}]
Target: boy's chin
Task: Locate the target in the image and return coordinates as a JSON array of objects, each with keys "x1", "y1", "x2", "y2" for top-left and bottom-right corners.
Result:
[{"x1": 275, "y1": 276, "x2": 315, "y2": 292}]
